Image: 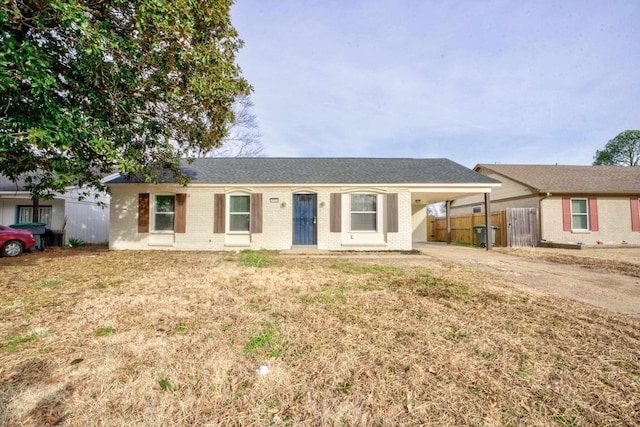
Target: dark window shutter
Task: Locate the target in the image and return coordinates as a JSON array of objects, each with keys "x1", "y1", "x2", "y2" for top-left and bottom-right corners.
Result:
[
  {"x1": 214, "y1": 194, "x2": 225, "y2": 233},
  {"x1": 330, "y1": 193, "x2": 341, "y2": 232},
  {"x1": 138, "y1": 193, "x2": 150, "y2": 233},
  {"x1": 588, "y1": 197, "x2": 599, "y2": 231},
  {"x1": 631, "y1": 197, "x2": 640, "y2": 232},
  {"x1": 386, "y1": 193, "x2": 398, "y2": 233},
  {"x1": 250, "y1": 193, "x2": 263, "y2": 233},
  {"x1": 175, "y1": 194, "x2": 187, "y2": 233},
  {"x1": 562, "y1": 197, "x2": 571, "y2": 231}
]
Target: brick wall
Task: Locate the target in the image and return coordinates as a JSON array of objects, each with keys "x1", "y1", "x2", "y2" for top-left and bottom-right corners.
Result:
[{"x1": 108, "y1": 184, "x2": 417, "y2": 251}]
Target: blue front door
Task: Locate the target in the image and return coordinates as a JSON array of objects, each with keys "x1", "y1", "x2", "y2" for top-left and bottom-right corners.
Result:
[{"x1": 293, "y1": 194, "x2": 317, "y2": 245}]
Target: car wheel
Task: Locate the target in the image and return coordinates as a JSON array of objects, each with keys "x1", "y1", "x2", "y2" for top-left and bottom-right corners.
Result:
[{"x1": 1, "y1": 240, "x2": 24, "y2": 257}]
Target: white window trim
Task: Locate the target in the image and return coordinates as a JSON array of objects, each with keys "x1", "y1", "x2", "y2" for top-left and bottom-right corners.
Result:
[
  {"x1": 349, "y1": 194, "x2": 378, "y2": 233},
  {"x1": 153, "y1": 194, "x2": 175, "y2": 233},
  {"x1": 228, "y1": 194, "x2": 251, "y2": 234},
  {"x1": 570, "y1": 198, "x2": 589, "y2": 231}
]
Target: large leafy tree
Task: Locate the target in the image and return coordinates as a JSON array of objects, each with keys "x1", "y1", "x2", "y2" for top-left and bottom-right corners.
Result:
[
  {"x1": 593, "y1": 130, "x2": 640, "y2": 167},
  {"x1": 0, "y1": 0, "x2": 251, "y2": 201}
]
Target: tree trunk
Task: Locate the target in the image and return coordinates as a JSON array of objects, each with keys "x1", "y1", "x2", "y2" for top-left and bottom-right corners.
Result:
[{"x1": 32, "y1": 199, "x2": 39, "y2": 222}]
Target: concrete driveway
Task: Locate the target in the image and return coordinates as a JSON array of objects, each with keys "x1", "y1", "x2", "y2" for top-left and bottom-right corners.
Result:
[{"x1": 412, "y1": 243, "x2": 640, "y2": 318}]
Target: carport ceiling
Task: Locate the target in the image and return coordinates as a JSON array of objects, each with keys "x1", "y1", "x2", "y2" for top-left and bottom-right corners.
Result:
[{"x1": 410, "y1": 188, "x2": 494, "y2": 205}]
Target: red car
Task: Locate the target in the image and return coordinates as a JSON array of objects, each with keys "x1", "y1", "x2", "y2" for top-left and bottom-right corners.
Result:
[{"x1": 0, "y1": 225, "x2": 37, "y2": 257}]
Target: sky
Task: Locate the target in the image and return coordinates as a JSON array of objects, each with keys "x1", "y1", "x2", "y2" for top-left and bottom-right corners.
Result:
[{"x1": 230, "y1": 0, "x2": 640, "y2": 169}]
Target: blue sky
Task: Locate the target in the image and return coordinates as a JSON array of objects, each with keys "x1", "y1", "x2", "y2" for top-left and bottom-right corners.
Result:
[{"x1": 230, "y1": 0, "x2": 640, "y2": 168}]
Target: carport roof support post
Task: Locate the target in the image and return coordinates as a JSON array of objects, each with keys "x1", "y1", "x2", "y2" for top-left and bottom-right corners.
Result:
[
  {"x1": 485, "y1": 192, "x2": 492, "y2": 251},
  {"x1": 446, "y1": 200, "x2": 451, "y2": 245}
]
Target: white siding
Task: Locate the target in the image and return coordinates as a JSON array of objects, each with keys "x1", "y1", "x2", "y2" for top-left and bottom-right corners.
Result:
[
  {"x1": 54, "y1": 188, "x2": 110, "y2": 244},
  {"x1": 451, "y1": 172, "x2": 536, "y2": 214},
  {"x1": 64, "y1": 199, "x2": 110, "y2": 244},
  {"x1": 0, "y1": 197, "x2": 65, "y2": 228}
]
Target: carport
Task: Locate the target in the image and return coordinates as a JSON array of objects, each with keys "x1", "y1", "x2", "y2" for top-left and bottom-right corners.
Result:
[{"x1": 410, "y1": 184, "x2": 498, "y2": 250}]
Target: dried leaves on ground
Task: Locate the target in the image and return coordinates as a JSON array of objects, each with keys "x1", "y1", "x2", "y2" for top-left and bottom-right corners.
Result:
[
  {"x1": 497, "y1": 246, "x2": 640, "y2": 278},
  {"x1": 1, "y1": 247, "x2": 639, "y2": 426}
]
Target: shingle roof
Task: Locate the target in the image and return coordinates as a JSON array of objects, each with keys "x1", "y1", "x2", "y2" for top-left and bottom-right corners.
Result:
[
  {"x1": 107, "y1": 158, "x2": 500, "y2": 185},
  {"x1": 477, "y1": 164, "x2": 640, "y2": 194},
  {"x1": 0, "y1": 175, "x2": 29, "y2": 192},
  {"x1": 0, "y1": 172, "x2": 116, "y2": 192}
]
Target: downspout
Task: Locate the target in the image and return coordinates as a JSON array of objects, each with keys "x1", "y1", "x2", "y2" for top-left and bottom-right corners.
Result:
[{"x1": 537, "y1": 192, "x2": 551, "y2": 244}]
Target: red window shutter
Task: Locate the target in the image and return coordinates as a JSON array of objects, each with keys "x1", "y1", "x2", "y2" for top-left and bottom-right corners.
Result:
[
  {"x1": 175, "y1": 194, "x2": 187, "y2": 233},
  {"x1": 562, "y1": 197, "x2": 571, "y2": 231},
  {"x1": 250, "y1": 193, "x2": 263, "y2": 233},
  {"x1": 386, "y1": 193, "x2": 399, "y2": 233},
  {"x1": 631, "y1": 197, "x2": 640, "y2": 232},
  {"x1": 588, "y1": 197, "x2": 599, "y2": 231},
  {"x1": 214, "y1": 194, "x2": 225, "y2": 233},
  {"x1": 138, "y1": 193, "x2": 150, "y2": 233},
  {"x1": 330, "y1": 193, "x2": 341, "y2": 232}
]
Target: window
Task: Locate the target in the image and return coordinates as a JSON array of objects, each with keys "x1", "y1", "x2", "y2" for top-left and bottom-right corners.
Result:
[
  {"x1": 154, "y1": 195, "x2": 175, "y2": 231},
  {"x1": 229, "y1": 195, "x2": 250, "y2": 232},
  {"x1": 571, "y1": 198, "x2": 588, "y2": 230},
  {"x1": 472, "y1": 206, "x2": 482, "y2": 213},
  {"x1": 17, "y1": 206, "x2": 53, "y2": 227},
  {"x1": 350, "y1": 194, "x2": 377, "y2": 231}
]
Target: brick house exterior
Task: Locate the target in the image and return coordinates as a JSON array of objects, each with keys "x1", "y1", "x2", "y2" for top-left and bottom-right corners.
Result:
[
  {"x1": 450, "y1": 164, "x2": 640, "y2": 246},
  {"x1": 106, "y1": 158, "x2": 499, "y2": 251}
]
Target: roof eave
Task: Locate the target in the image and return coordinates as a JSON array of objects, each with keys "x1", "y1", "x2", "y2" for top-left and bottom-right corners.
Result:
[
  {"x1": 474, "y1": 165, "x2": 541, "y2": 193},
  {"x1": 107, "y1": 181, "x2": 501, "y2": 188}
]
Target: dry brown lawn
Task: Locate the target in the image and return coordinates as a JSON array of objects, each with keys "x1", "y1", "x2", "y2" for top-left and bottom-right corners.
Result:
[
  {"x1": 1, "y1": 246, "x2": 639, "y2": 426},
  {"x1": 495, "y1": 246, "x2": 640, "y2": 278}
]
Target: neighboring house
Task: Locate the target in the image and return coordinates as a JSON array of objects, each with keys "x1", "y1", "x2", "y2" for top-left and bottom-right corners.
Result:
[
  {"x1": 0, "y1": 175, "x2": 111, "y2": 244},
  {"x1": 450, "y1": 164, "x2": 640, "y2": 246},
  {"x1": 106, "y1": 158, "x2": 500, "y2": 251}
]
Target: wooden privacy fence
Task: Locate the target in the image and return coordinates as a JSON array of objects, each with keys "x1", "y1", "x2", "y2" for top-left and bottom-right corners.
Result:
[
  {"x1": 505, "y1": 207, "x2": 540, "y2": 247},
  {"x1": 427, "y1": 208, "x2": 540, "y2": 247}
]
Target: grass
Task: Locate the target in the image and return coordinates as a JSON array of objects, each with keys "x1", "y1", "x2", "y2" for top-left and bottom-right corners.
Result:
[
  {"x1": 0, "y1": 247, "x2": 639, "y2": 426},
  {"x1": 94, "y1": 326, "x2": 116, "y2": 337},
  {"x1": 243, "y1": 323, "x2": 284, "y2": 359},
  {"x1": 239, "y1": 249, "x2": 275, "y2": 267},
  {"x1": 1, "y1": 330, "x2": 51, "y2": 354}
]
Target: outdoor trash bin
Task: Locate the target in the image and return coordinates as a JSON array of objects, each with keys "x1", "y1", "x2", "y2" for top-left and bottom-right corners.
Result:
[
  {"x1": 9, "y1": 222, "x2": 47, "y2": 250},
  {"x1": 473, "y1": 225, "x2": 497, "y2": 248},
  {"x1": 51, "y1": 231, "x2": 64, "y2": 247}
]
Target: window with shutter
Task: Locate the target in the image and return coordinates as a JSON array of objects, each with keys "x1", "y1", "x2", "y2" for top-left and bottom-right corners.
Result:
[
  {"x1": 250, "y1": 193, "x2": 263, "y2": 233},
  {"x1": 214, "y1": 194, "x2": 225, "y2": 233},
  {"x1": 570, "y1": 198, "x2": 588, "y2": 230},
  {"x1": 330, "y1": 193, "x2": 341, "y2": 232},
  {"x1": 561, "y1": 197, "x2": 571, "y2": 231},
  {"x1": 229, "y1": 195, "x2": 250, "y2": 232},
  {"x1": 588, "y1": 198, "x2": 598, "y2": 232},
  {"x1": 154, "y1": 195, "x2": 175, "y2": 231},
  {"x1": 631, "y1": 197, "x2": 640, "y2": 232},
  {"x1": 138, "y1": 193, "x2": 150, "y2": 233},
  {"x1": 350, "y1": 194, "x2": 377, "y2": 231},
  {"x1": 175, "y1": 194, "x2": 187, "y2": 233},
  {"x1": 386, "y1": 193, "x2": 398, "y2": 233}
]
